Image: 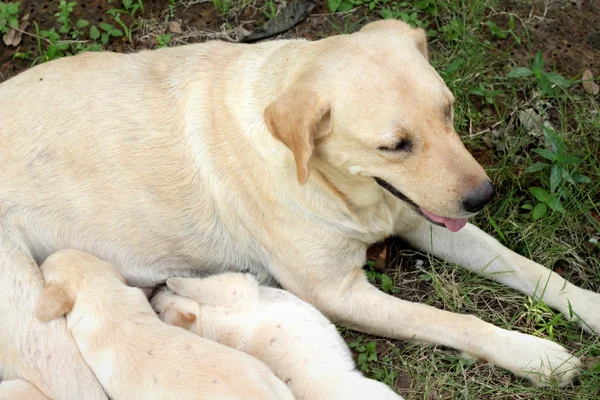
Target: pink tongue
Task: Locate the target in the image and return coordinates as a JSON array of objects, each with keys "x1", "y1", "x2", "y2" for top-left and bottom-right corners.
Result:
[{"x1": 420, "y1": 208, "x2": 468, "y2": 232}]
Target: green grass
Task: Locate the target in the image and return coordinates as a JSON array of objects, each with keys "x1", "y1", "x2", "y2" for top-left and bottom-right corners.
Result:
[{"x1": 4, "y1": 0, "x2": 599, "y2": 398}]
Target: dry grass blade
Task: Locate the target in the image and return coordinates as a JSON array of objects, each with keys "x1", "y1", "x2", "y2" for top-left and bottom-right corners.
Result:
[{"x1": 582, "y1": 69, "x2": 599, "y2": 95}]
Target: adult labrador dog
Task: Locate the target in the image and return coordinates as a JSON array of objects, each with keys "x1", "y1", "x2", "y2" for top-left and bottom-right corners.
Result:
[{"x1": 0, "y1": 20, "x2": 598, "y2": 398}]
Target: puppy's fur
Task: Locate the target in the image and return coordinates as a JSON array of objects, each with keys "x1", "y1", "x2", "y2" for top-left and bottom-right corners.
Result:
[
  {"x1": 153, "y1": 273, "x2": 403, "y2": 400},
  {"x1": 0, "y1": 379, "x2": 50, "y2": 400},
  {"x1": 1, "y1": 19, "x2": 597, "y2": 397},
  {"x1": 35, "y1": 250, "x2": 294, "y2": 400}
]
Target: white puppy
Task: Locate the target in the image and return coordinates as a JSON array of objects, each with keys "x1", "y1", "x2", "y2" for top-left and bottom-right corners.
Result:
[
  {"x1": 35, "y1": 250, "x2": 294, "y2": 400},
  {"x1": 153, "y1": 273, "x2": 404, "y2": 400},
  {"x1": 0, "y1": 379, "x2": 51, "y2": 400}
]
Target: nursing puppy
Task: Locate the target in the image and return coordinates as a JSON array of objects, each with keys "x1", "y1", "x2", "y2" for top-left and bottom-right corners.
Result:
[
  {"x1": 0, "y1": 379, "x2": 50, "y2": 400},
  {"x1": 152, "y1": 273, "x2": 403, "y2": 400},
  {"x1": 35, "y1": 250, "x2": 294, "y2": 400}
]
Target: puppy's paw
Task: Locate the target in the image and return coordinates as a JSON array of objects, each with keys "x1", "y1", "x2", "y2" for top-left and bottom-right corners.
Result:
[{"x1": 492, "y1": 330, "x2": 581, "y2": 386}]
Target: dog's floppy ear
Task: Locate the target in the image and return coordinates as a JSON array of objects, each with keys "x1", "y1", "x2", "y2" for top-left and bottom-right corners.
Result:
[
  {"x1": 360, "y1": 20, "x2": 428, "y2": 60},
  {"x1": 35, "y1": 282, "x2": 75, "y2": 322},
  {"x1": 264, "y1": 88, "x2": 332, "y2": 184}
]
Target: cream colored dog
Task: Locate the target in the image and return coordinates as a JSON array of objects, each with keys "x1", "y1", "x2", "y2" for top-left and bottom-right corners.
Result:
[
  {"x1": 0, "y1": 379, "x2": 50, "y2": 400},
  {"x1": 0, "y1": 19, "x2": 597, "y2": 398},
  {"x1": 35, "y1": 250, "x2": 294, "y2": 400},
  {"x1": 153, "y1": 273, "x2": 404, "y2": 400}
]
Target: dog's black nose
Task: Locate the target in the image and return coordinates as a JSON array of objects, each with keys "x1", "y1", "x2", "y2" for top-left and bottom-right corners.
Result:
[{"x1": 462, "y1": 180, "x2": 495, "y2": 213}]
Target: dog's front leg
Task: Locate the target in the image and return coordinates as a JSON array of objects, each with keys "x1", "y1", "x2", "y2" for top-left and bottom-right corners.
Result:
[
  {"x1": 301, "y1": 266, "x2": 581, "y2": 386},
  {"x1": 0, "y1": 238, "x2": 107, "y2": 400},
  {"x1": 401, "y1": 219, "x2": 600, "y2": 334}
]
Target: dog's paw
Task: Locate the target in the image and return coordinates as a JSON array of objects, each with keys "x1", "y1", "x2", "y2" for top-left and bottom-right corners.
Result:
[
  {"x1": 564, "y1": 289, "x2": 600, "y2": 335},
  {"x1": 492, "y1": 330, "x2": 581, "y2": 386}
]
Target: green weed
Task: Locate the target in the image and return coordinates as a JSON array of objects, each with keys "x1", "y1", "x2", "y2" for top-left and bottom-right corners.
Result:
[{"x1": 0, "y1": 1, "x2": 19, "y2": 35}]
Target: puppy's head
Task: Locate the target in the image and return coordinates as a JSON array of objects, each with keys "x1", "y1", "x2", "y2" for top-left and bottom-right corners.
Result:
[
  {"x1": 265, "y1": 20, "x2": 493, "y2": 232},
  {"x1": 35, "y1": 249, "x2": 125, "y2": 322}
]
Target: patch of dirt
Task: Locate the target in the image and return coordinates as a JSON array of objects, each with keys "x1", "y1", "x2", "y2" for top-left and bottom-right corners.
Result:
[{"x1": 494, "y1": 0, "x2": 600, "y2": 78}]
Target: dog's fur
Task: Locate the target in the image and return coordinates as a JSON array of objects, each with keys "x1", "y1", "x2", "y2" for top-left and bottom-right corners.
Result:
[
  {"x1": 0, "y1": 379, "x2": 50, "y2": 400},
  {"x1": 1, "y1": 19, "x2": 598, "y2": 398},
  {"x1": 153, "y1": 273, "x2": 403, "y2": 400},
  {"x1": 35, "y1": 250, "x2": 294, "y2": 400}
]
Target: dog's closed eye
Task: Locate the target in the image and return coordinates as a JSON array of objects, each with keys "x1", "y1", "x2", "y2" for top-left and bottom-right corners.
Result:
[{"x1": 378, "y1": 138, "x2": 412, "y2": 153}]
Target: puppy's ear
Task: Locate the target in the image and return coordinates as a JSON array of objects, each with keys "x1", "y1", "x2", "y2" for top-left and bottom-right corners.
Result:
[
  {"x1": 264, "y1": 88, "x2": 332, "y2": 184},
  {"x1": 360, "y1": 20, "x2": 428, "y2": 60},
  {"x1": 163, "y1": 307, "x2": 197, "y2": 330},
  {"x1": 35, "y1": 282, "x2": 75, "y2": 322}
]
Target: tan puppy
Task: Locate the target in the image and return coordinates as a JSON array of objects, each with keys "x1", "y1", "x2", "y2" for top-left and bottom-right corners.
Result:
[
  {"x1": 153, "y1": 273, "x2": 403, "y2": 400},
  {"x1": 0, "y1": 379, "x2": 50, "y2": 400},
  {"x1": 35, "y1": 250, "x2": 294, "y2": 400},
  {"x1": 0, "y1": 19, "x2": 596, "y2": 397}
]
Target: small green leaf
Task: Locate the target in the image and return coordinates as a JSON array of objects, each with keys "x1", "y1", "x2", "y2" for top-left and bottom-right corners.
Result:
[
  {"x1": 533, "y1": 148, "x2": 556, "y2": 161},
  {"x1": 77, "y1": 19, "x2": 89, "y2": 28},
  {"x1": 90, "y1": 25, "x2": 100, "y2": 40},
  {"x1": 529, "y1": 187, "x2": 551, "y2": 202},
  {"x1": 470, "y1": 87, "x2": 486, "y2": 96},
  {"x1": 445, "y1": 58, "x2": 465, "y2": 75},
  {"x1": 571, "y1": 172, "x2": 591, "y2": 184},
  {"x1": 550, "y1": 164, "x2": 562, "y2": 193},
  {"x1": 532, "y1": 203, "x2": 547, "y2": 221},
  {"x1": 8, "y1": 17, "x2": 18, "y2": 29},
  {"x1": 546, "y1": 71, "x2": 569, "y2": 87},
  {"x1": 6, "y1": 2, "x2": 19, "y2": 14},
  {"x1": 521, "y1": 204, "x2": 534, "y2": 210},
  {"x1": 357, "y1": 352, "x2": 367, "y2": 366},
  {"x1": 542, "y1": 127, "x2": 563, "y2": 153},
  {"x1": 546, "y1": 196, "x2": 564, "y2": 212},
  {"x1": 99, "y1": 22, "x2": 114, "y2": 32},
  {"x1": 508, "y1": 15, "x2": 515, "y2": 30},
  {"x1": 524, "y1": 162, "x2": 549, "y2": 173},
  {"x1": 379, "y1": 8, "x2": 393, "y2": 19},
  {"x1": 327, "y1": 0, "x2": 342, "y2": 13},
  {"x1": 536, "y1": 74, "x2": 553, "y2": 94},
  {"x1": 532, "y1": 50, "x2": 544, "y2": 72},
  {"x1": 562, "y1": 168, "x2": 575, "y2": 185},
  {"x1": 558, "y1": 155, "x2": 583, "y2": 165},
  {"x1": 381, "y1": 274, "x2": 393, "y2": 293},
  {"x1": 366, "y1": 341, "x2": 377, "y2": 352},
  {"x1": 111, "y1": 29, "x2": 124, "y2": 37},
  {"x1": 507, "y1": 67, "x2": 533, "y2": 78},
  {"x1": 338, "y1": 0, "x2": 354, "y2": 12}
]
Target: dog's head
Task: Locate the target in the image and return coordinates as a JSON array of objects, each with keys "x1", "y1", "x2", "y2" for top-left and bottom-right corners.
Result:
[
  {"x1": 264, "y1": 20, "x2": 494, "y2": 232},
  {"x1": 35, "y1": 249, "x2": 126, "y2": 322}
]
